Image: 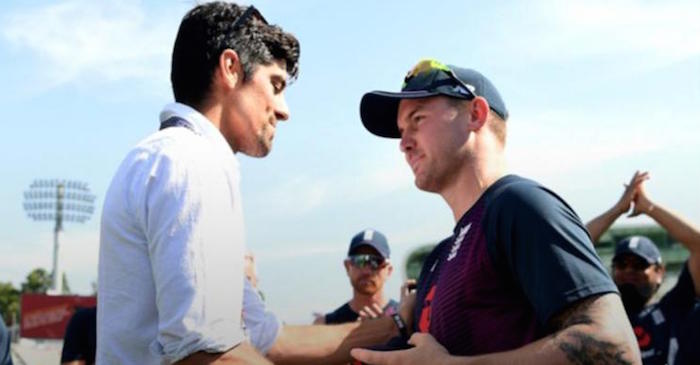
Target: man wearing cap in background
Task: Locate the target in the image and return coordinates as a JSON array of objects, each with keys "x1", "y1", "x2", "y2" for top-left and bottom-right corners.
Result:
[
  {"x1": 351, "y1": 59, "x2": 640, "y2": 365},
  {"x1": 315, "y1": 229, "x2": 399, "y2": 325},
  {"x1": 587, "y1": 171, "x2": 700, "y2": 364}
]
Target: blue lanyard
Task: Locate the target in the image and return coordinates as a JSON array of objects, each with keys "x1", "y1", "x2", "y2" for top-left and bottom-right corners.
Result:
[{"x1": 159, "y1": 116, "x2": 197, "y2": 134}]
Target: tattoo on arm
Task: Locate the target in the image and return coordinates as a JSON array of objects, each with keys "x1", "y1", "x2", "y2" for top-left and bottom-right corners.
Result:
[
  {"x1": 557, "y1": 330, "x2": 632, "y2": 365},
  {"x1": 549, "y1": 295, "x2": 634, "y2": 365}
]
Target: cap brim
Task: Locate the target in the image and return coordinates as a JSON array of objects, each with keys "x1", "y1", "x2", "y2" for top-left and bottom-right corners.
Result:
[
  {"x1": 613, "y1": 248, "x2": 655, "y2": 264},
  {"x1": 360, "y1": 90, "x2": 440, "y2": 138}
]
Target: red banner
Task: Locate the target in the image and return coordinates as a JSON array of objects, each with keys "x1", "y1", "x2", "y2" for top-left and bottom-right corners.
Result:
[{"x1": 20, "y1": 294, "x2": 96, "y2": 339}]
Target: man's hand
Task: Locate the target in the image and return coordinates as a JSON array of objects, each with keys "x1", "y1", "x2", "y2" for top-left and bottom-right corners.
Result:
[
  {"x1": 398, "y1": 280, "x2": 416, "y2": 332},
  {"x1": 586, "y1": 171, "x2": 649, "y2": 243},
  {"x1": 358, "y1": 303, "x2": 384, "y2": 321},
  {"x1": 629, "y1": 173, "x2": 653, "y2": 217},
  {"x1": 350, "y1": 333, "x2": 455, "y2": 365},
  {"x1": 616, "y1": 171, "x2": 649, "y2": 216}
]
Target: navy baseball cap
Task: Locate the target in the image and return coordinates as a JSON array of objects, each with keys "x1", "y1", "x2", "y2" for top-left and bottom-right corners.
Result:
[
  {"x1": 348, "y1": 229, "x2": 390, "y2": 259},
  {"x1": 360, "y1": 59, "x2": 509, "y2": 138},
  {"x1": 613, "y1": 236, "x2": 663, "y2": 265}
]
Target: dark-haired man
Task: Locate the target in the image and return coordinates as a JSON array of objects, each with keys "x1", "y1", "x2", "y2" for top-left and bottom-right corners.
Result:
[
  {"x1": 351, "y1": 59, "x2": 640, "y2": 364},
  {"x1": 315, "y1": 229, "x2": 398, "y2": 325},
  {"x1": 98, "y1": 2, "x2": 298, "y2": 364},
  {"x1": 99, "y1": 3, "x2": 411, "y2": 365},
  {"x1": 586, "y1": 171, "x2": 700, "y2": 364}
]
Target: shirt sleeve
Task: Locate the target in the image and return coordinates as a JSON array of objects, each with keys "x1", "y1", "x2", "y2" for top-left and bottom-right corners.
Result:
[
  {"x1": 658, "y1": 261, "x2": 697, "y2": 311},
  {"x1": 486, "y1": 180, "x2": 618, "y2": 326},
  {"x1": 61, "y1": 310, "x2": 86, "y2": 362},
  {"x1": 139, "y1": 146, "x2": 246, "y2": 363},
  {"x1": 242, "y1": 279, "x2": 281, "y2": 354}
]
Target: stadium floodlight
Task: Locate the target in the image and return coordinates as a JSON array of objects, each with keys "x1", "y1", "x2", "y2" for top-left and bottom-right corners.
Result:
[{"x1": 22, "y1": 179, "x2": 96, "y2": 295}]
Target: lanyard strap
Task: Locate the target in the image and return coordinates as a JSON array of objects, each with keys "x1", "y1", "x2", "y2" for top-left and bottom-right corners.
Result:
[{"x1": 159, "y1": 116, "x2": 197, "y2": 134}]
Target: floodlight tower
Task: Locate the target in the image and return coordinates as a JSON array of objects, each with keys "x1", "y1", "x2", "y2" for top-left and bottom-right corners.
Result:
[{"x1": 23, "y1": 179, "x2": 96, "y2": 295}]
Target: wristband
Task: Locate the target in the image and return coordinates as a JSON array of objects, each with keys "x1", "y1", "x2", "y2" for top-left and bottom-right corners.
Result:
[{"x1": 391, "y1": 313, "x2": 408, "y2": 340}]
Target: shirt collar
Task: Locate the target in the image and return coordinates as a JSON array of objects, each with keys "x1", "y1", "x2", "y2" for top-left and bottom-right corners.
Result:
[{"x1": 159, "y1": 102, "x2": 236, "y2": 157}]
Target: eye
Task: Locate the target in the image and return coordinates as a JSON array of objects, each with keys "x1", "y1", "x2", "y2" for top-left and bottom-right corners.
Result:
[{"x1": 271, "y1": 78, "x2": 286, "y2": 94}]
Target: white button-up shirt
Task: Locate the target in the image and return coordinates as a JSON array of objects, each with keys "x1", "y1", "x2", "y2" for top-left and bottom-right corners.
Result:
[{"x1": 97, "y1": 103, "x2": 246, "y2": 364}]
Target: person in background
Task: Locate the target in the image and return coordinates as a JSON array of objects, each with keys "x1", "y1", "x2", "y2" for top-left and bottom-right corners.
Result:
[
  {"x1": 315, "y1": 229, "x2": 398, "y2": 325},
  {"x1": 0, "y1": 320, "x2": 12, "y2": 365},
  {"x1": 61, "y1": 306, "x2": 97, "y2": 365},
  {"x1": 586, "y1": 171, "x2": 700, "y2": 364}
]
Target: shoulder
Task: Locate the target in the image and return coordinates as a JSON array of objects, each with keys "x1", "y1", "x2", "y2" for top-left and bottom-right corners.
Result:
[
  {"x1": 482, "y1": 175, "x2": 583, "y2": 236},
  {"x1": 485, "y1": 175, "x2": 569, "y2": 213},
  {"x1": 657, "y1": 262, "x2": 698, "y2": 312},
  {"x1": 324, "y1": 302, "x2": 356, "y2": 324}
]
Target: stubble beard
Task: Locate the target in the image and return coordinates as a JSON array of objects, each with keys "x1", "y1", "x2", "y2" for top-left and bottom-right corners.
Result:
[{"x1": 352, "y1": 277, "x2": 379, "y2": 296}]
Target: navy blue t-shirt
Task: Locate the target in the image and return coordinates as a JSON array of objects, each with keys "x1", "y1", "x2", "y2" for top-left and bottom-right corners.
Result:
[
  {"x1": 325, "y1": 300, "x2": 399, "y2": 324},
  {"x1": 412, "y1": 175, "x2": 618, "y2": 356},
  {"x1": 61, "y1": 306, "x2": 96, "y2": 365},
  {"x1": 632, "y1": 262, "x2": 700, "y2": 365}
]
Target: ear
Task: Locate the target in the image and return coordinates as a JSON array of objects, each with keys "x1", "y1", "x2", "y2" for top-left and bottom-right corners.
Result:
[
  {"x1": 218, "y1": 49, "x2": 243, "y2": 90},
  {"x1": 344, "y1": 260, "x2": 352, "y2": 274},
  {"x1": 466, "y1": 96, "x2": 489, "y2": 132},
  {"x1": 386, "y1": 263, "x2": 394, "y2": 276},
  {"x1": 657, "y1": 264, "x2": 666, "y2": 281}
]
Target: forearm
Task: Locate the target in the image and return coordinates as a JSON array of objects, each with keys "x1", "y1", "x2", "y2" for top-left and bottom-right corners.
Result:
[
  {"x1": 268, "y1": 317, "x2": 399, "y2": 365},
  {"x1": 646, "y1": 202, "x2": 700, "y2": 254},
  {"x1": 468, "y1": 294, "x2": 640, "y2": 365},
  {"x1": 175, "y1": 342, "x2": 272, "y2": 365},
  {"x1": 463, "y1": 327, "x2": 630, "y2": 365},
  {"x1": 586, "y1": 206, "x2": 623, "y2": 244}
]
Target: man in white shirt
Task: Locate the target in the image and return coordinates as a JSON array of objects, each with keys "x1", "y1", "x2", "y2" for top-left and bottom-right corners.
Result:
[
  {"x1": 99, "y1": 2, "x2": 413, "y2": 364},
  {"x1": 98, "y1": 3, "x2": 298, "y2": 364}
]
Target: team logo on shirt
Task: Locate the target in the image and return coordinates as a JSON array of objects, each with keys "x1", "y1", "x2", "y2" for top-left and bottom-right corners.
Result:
[
  {"x1": 634, "y1": 325, "x2": 652, "y2": 348},
  {"x1": 447, "y1": 223, "x2": 471, "y2": 261},
  {"x1": 418, "y1": 285, "x2": 436, "y2": 332}
]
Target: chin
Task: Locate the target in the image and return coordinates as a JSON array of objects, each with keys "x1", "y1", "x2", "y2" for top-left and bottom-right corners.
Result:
[
  {"x1": 240, "y1": 143, "x2": 272, "y2": 158},
  {"x1": 414, "y1": 178, "x2": 439, "y2": 193}
]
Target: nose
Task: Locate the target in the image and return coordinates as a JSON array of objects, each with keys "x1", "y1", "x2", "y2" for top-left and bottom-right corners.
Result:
[
  {"x1": 275, "y1": 95, "x2": 290, "y2": 121},
  {"x1": 400, "y1": 131, "x2": 414, "y2": 153}
]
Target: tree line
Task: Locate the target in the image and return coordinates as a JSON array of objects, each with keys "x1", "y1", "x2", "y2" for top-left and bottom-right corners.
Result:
[{"x1": 0, "y1": 268, "x2": 70, "y2": 325}]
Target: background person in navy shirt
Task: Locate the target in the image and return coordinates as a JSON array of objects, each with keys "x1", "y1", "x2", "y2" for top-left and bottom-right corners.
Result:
[
  {"x1": 587, "y1": 171, "x2": 700, "y2": 364},
  {"x1": 314, "y1": 229, "x2": 399, "y2": 325}
]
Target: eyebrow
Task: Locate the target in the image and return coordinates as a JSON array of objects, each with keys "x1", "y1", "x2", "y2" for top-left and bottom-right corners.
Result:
[{"x1": 406, "y1": 102, "x2": 427, "y2": 121}]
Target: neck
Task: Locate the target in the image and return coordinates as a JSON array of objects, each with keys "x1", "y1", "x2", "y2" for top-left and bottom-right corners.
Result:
[
  {"x1": 348, "y1": 291, "x2": 388, "y2": 313},
  {"x1": 198, "y1": 99, "x2": 223, "y2": 130},
  {"x1": 441, "y1": 152, "x2": 507, "y2": 222}
]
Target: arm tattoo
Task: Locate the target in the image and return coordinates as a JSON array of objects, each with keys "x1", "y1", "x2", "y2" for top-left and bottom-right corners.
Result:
[
  {"x1": 557, "y1": 330, "x2": 632, "y2": 365},
  {"x1": 550, "y1": 295, "x2": 633, "y2": 365}
]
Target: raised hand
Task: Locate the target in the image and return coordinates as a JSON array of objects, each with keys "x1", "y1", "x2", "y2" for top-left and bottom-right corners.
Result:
[
  {"x1": 629, "y1": 173, "x2": 653, "y2": 217},
  {"x1": 616, "y1": 170, "x2": 649, "y2": 216}
]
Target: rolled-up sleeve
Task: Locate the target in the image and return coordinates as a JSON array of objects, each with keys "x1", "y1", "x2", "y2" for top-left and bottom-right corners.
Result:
[{"x1": 142, "y1": 146, "x2": 246, "y2": 363}]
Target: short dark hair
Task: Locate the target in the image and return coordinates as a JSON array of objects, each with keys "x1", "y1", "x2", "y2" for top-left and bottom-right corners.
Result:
[{"x1": 171, "y1": 2, "x2": 300, "y2": 107}]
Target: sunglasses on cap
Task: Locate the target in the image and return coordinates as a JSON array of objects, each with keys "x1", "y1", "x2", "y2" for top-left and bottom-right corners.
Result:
[
  {"x1": 231, "y1": 5, "x2": 268, "y2": 31},
  {"x1": 402, "y1": 59, "x2": 477, "y2": 99},
  {"x1": 347, "y1": 254, "x2": 386, "y2": 270}
]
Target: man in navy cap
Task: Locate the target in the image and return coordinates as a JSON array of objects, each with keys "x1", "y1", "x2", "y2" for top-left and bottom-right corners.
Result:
[
  {"x1": 587, "y1": 171, "x2": 700, "y2": 365},
  {"x1": 351, "y1": 59, "x2": 640, "y2": 365},
  {"x1": 315, "y1": 229, "x2": 399, "y2": 324}
]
